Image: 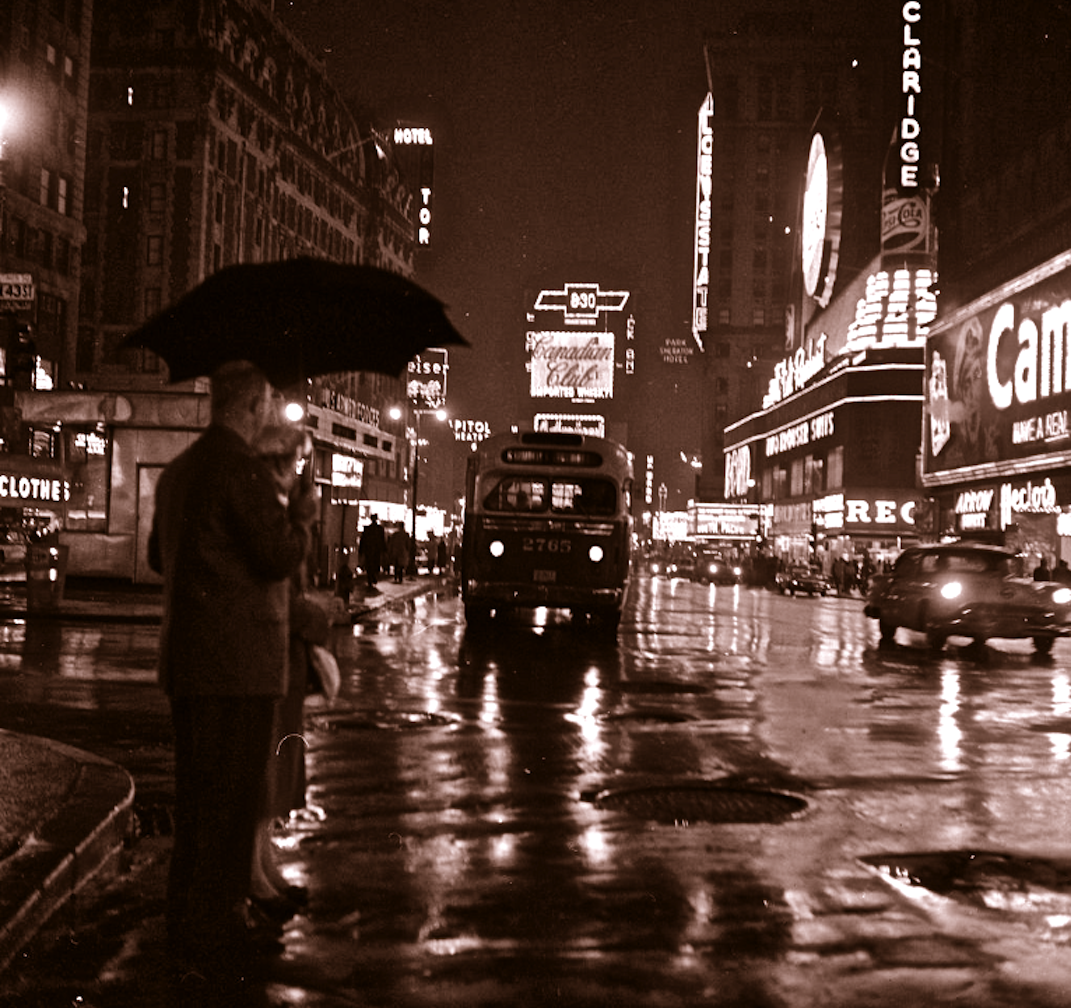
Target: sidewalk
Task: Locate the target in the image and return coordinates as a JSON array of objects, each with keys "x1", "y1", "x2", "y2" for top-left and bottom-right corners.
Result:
[{"x1": 0, "y1": 573, "x2": 446, "y2": 975}]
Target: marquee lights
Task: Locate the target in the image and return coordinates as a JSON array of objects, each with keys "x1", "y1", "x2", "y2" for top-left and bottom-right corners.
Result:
[
  {"x1": 845, "y1": 268, "x2": 937, "y2": 350},
  {"x1": 534, "y1": 414, "x2": 606, "y2": 438}
]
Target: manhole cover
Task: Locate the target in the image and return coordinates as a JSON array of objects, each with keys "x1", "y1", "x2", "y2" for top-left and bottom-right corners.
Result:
[
  {"x1": 314, "y1": 710, "x2": 460, "y2": 731},
  {"x1": 589, "y1": 783, "x2": 807, "y2": 825}
]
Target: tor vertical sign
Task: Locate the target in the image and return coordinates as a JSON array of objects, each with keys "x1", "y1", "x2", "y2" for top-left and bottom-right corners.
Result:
[
  {"x1": 692, "y1": 93, "x2": 714, "y2": 351},
  {"x1": 393, "y1": 123, "x2": 435, "y2": 249}
]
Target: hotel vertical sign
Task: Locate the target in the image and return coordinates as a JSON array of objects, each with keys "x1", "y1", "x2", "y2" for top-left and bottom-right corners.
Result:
[{"x1": 692, "y1": 93, "x2": 714, "y2": 351}]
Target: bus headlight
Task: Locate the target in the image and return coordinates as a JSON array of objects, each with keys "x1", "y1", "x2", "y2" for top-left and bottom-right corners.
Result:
[
  {"x1": 489, "y1": 540, "x2": 505, "y2": 558},
  {"x1": 588, "y1": 545, "x2": 604, "y2": 563},
  {"x1": 1054, "y1": 587, "x2": 1071, "y2": 605},
  {"x1": 940, "y1": 581, "x2": 962, "y2": 600}
]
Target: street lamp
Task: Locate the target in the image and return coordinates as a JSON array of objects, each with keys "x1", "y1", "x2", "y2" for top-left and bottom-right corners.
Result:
[{"x1": 390, "y1": 404, "x2": 447, "y2": 574}]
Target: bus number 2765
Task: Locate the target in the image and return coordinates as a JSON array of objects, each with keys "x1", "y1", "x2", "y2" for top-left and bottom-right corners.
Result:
[{"x1": 523, "y1": 537, "x2": 572, "y2": 553}]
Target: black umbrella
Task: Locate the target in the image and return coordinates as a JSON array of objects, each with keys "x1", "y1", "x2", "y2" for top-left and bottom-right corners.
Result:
[{"x1": 120, "y1": 258, "x2": 467, "y2": 387}]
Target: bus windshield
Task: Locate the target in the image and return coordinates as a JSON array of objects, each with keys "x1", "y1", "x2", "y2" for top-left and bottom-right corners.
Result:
[{"x1": 482, "y1": 475, "x2": 618, "y2": 516}]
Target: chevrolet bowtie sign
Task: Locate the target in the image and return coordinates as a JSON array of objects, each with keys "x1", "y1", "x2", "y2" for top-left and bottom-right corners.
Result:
[{"x1": 533, "y1": 283, "x2": 629, "y2": 327}]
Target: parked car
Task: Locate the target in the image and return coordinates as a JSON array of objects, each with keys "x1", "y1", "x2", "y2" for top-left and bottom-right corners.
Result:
[
  {"x1": 775, "y1": 564, "x2": 833, "y2": 596},
  {"x1": 864, "y1": 542, "x2": 1071, "y2": 654},
  {"x1": 693, "y1": 550, "x2": 743, "y2": 585}
]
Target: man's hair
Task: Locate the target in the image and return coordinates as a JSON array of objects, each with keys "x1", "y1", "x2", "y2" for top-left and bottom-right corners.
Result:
[{"x1": 211, "y1": 361, "x2": 269, "y2": 420}]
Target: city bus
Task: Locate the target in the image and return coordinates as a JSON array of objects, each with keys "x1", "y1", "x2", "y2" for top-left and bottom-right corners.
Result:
[{"x1": 460, "y1": 431, "x2": 634, "y2": 630}]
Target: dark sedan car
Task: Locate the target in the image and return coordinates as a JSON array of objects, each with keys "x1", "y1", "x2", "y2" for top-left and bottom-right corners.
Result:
[
  {"x1": 775, "y1": 564, "x2": 833, "y2": 596},
  {"x1": 864, "y1": 542, "x2": 1071, "y2": 654},
  {"x1": 692, "y1": 550, "x2": 743, "y2": 585}
]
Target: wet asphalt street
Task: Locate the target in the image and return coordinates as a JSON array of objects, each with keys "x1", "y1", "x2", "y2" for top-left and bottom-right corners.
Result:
[{"x1": 7, "y1": 577, "x2": 1071, "y2": 1004}]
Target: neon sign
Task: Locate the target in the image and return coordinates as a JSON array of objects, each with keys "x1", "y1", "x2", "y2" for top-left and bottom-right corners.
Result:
[
  {"x1": 533, "y1": 283, "x2": 629, "y2": 327},
  {"x1": 393, "y1": 125, "x2": 434, "y2": 247},
  {"x1": 765, "y1": 411, "x2": 835, "y2": 457},
  {"x1": 813, "y1": 492, "x2": 916, "y2": 530},
  {"x1": 723, "y1": 445, "x2": 752, "y2": 499},
  {"x1": 845, "y1": 268, "x2": 937, "y2": 350},
  {"x1": 899, "y1": 2, "x2": 923, "y2": 190},
  {"x1": 407, "y1": 348, "x2": 449, "y2": 410},
  {"x1": 692, "y1": 93, "x2": 714, "y2": 350},
  {"x1": 528, "y1": 333, "x2": 614, "y2": 400},
  {"x1": 763, "y1": 334, "x2": 828, "y2": 409},
  {"x1": 451, "y1": 419, "x2": 492, "y2": 445}
]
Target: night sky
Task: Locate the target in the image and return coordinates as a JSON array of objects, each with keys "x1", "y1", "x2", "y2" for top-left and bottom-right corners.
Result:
[{"x1": 277, "y1": 0, "x2": 716, "y2": 506}]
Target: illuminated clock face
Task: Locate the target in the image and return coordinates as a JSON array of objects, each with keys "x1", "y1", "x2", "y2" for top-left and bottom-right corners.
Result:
[{"x1": 801, "y1": 133, "x2": 828, "y2": 298}]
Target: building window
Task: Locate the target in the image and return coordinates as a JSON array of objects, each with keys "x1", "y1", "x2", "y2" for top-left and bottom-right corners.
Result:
[
  {"x1": 39, "y1": 168, "x2": 52, "y2": 207},
  {"x1": 146, "y1": 235, "x2": 162, "y2": 265},
  {"x1": 151, "y1": 130, "x2": 167, "y2": 160},
  {"x1": 790, "y1": 458, "x2": 804, "y2": 497},
  {"x1": 41, "y1": 231, "x2": 53, "y2": 269},
  {"x1": 145, "y1": 288, "x2": 161, "y2": 317},
  {"x1": 827, "y1": 446, "x2": 844, "y2": 489},
  {"x1": 149, "y1": 183, "x2": 166, "y2": 214},
  {"x1": 56, "y1": 237, "x2": 71, "y2": 275},
  {"x1": 753, "y1": 307, "x2": 766, "y2": 326},
  {"x1": 57, "y1": 176, "x2": 68, "y2": 216}
]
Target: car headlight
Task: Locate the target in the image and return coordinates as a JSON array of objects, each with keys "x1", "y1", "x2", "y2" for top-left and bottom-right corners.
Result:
[
  {"x1": 732, "y1": 566, "x2": 742, "y2": 576},
  {"x1": 489, "y1": 540, "x2": 505, "y2": 558},
  {"x1": 589, "y1": 545, "x2": 604, "y2": 562},
  {"x1": 1054, "y1": 587, "x2": 1071, "y2": 605},
  {"x1": 940, "y1": 581, "x2": 962, "y2": 600}
]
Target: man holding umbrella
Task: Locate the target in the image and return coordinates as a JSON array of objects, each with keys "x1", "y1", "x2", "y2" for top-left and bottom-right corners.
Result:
[{"x1": 148, "y1": 360, "x2": 317, "y2": 980}]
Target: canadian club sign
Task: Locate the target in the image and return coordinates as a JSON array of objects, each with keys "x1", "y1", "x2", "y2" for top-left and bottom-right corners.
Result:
[{"x1": 528, "y1": 333, "x2": 614, "y2": 400}]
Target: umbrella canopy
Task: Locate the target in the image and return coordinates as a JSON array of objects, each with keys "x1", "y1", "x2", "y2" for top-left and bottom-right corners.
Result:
[{"x1": 120, "y1": 258, "x2": 467, "y2": 388}]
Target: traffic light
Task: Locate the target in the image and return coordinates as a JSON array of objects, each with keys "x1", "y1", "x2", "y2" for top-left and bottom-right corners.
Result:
[{"x1": 7, "y1": 323, "x2": 36, "y2": 390}]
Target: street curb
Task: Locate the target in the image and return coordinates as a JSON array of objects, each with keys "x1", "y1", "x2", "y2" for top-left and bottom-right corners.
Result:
[
  {"x1": 0, "y1": 737, "x2": 135, "y2": 975},
  {"x1": 0, "y1": 576, "x2": 450, "y2": 975}
]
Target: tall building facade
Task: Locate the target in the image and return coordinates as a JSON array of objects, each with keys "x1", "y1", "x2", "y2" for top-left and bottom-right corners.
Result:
[
  {"x1": 0, "y1": 0, "x2": 92, "y2": 555},
  {"x1": 5, "y1": 0, "x2": 420, "y2": 581},
  {"x1": 0, "y1": 0, "x2": 91, "y2": 389},
  {"x1": 697, "y1": 3, "x2": 896, "y2": 502},
  {"x1": 920, "y1": 1, "x2": 1071, "y2": 560}
]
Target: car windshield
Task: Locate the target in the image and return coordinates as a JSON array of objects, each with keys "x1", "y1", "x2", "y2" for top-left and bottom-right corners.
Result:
[{"x1": 917, "y1": 550, "x2": 1022, "y2": 577}]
